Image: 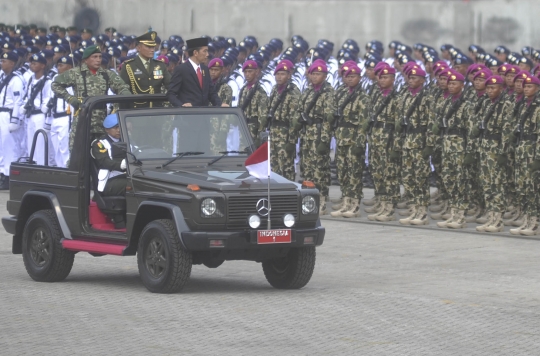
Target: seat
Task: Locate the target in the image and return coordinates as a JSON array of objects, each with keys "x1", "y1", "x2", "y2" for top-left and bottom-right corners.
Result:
[{"x1": 89, "y1": 158, "x2": 127, "y2": 228}]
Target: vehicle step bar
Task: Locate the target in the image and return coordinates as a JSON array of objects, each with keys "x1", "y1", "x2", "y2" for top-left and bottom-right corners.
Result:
[{"x1": 61, "y1": 239, "x2": 127, "y2": 256}]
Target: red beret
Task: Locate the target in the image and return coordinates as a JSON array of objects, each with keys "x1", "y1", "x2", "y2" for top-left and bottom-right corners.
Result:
[
  {"x1": 434, "y1": 65, "x2": 449, "y2": 76},
  {"x1": 208, "y1": 58, "x2": 223, "y2": 68},
  {"x1": 514, "y1": 71, "x2": 530, "y2": 82},
  {"x1": 343, "y1": 65, "x2": 361, "y2": 77},
  {"x1": 340, "y1": 60, "x2": 358, "y2": 74},
  {"x1": 473, "y1": 69, "x2": 491, "y2": 81},
  {"x1": 274, "y1": 61, "x2": 292, "y2": 75},
  {"x1": 486, "y1": 75, "x2": 504, "y2": 86},
  {"x1": 447, "y1": 71, "x2": 465, "y2": 82},
  {"x1": 374, "y1": 61, "x2": 390, "y2": 75},
  {"x1": 524, "y1": 75, "x2": 540, "y2": 86},
  {"x1": 242, "y1": 60, "x2": 259, "y2": 71},
  {"x1": 379, "y1": 67, "x2": 396, "y2": 77},
  {"x1": 308, "y1": 61, "x2": 328, "y2": 74},
  {"x1": 408, "y1": 67, "x2": 426, "y2": 78}
]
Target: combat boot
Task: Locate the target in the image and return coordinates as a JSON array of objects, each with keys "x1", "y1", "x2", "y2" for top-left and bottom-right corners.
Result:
[
  {"x1": 410, "y1": 206, "x2": 429, "y2": 225},
  {"x1": 319, "y1": 196, "x2": 328, "y2": 216},
  {"x1": 476, "y1": 210, "x2": 491, "y2": 224},
  {"x1": 520, "y1": 216, "x2": 539, "y2": 236},
  {"x1": 431, "y1": 203, "x2": 451, "y2": 220},
  {"x1": 437, "y1": 208, "x2": 456, "y2": 228},
  {"x1": 368, "y1": 201, "x2": 386, "y2": 221},
  {"x1": 330, "y1": 195, "x2": 343, "y2": 204},
  {"x1": 484, "y1": 212, "x2": 504, "y2": 233},
  {"x1": 375, "y1": 202, "x2": 396, "y2": 222},
  {"x1": 430, "y1": 189, "x2": 441, "y2": 202},
  {"x1": 503, "y1": 206, "x2": 521, "y2": 225},
  {"x1": 476, "y1": 211, "x2": 494, "y2": 232},
  {"x1": 332, "y1": 197, "x2": 347, "y2": 211},
  {"x1": 365, "y1": 200, "x2": 383, "y2": 213},
  {"x1": 330, "y1": 197, "x2": 350, "y2": 217},
  {"x1": 396, "y1": 200, "x2": 411, "y2": 209},
  {"x1": 363, "y1": 195, "x2": 379, "y2": 207},
  {"x1": 399, "y1": 205, "x2": 418, "y2": 225},
  {"x1": 502, "y1": 206, "x2": 517, "y2": 219},
  {"x1": 465, "y1": 207, "x2": 481, "y2": 223},
  {"x1": 447, "y1": 210, "x2": 467, "y2": 229},
  {"x1": 399, "y1": 207, "x2": 414, "y2": 216},
  {"x1": 429, "y1": 200, "x2": 447, "y2": 213},
  {"x1": 342, "y1": 198, "x2": 361, "y2": 218},
  {"x1": 511, "y1": 211, "x2": 527, "y2": 227},
  {"x1": 510, "y1": 215, "x2": 529, "y2": 235}
]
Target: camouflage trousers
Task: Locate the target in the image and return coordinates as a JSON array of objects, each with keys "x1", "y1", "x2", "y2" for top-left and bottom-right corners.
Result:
[
  {"x1": 441, "y1": 150, "x2": 467, "y2": 210},
  {"x1": 335, "y1": 144, "x2": 364, "y2": 200},
  {"x1": 514, "y1": 150, "x2": 538, "y2": 216},
  {"x1": 506, "y1": 150, "x2": 517, "y2": 205},
  {"x1": 300, "y1": 139, "x2": 330, "y2": 197},
  {"x1": 370, "y1": 144, "x2": 400, "y2": 204},
  {"x1": 401, "y1": 148, "x2": 431, "y2": 206},
  {"x1": 478, "y1": 150, "x2": 507, "y2": 213},
  {"x1": 68, "y1": 110, "x2": 106, "y2": 152},
  {"x1": 465, "y1": 153, "x2": 483, "y2": 208},
  {"x1": 431, "y1": 145, "x2": 448, "y2": 200},
  {"x1": 270, "y1": 140, "x2": 296, "y2": 181}
]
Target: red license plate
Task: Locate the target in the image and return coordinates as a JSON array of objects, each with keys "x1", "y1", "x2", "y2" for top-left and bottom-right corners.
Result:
[{"x1": 257, "y1": 229, "x2": 292, "y2": 244}]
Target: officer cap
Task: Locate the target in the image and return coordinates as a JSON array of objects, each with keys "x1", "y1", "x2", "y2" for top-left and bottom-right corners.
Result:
[
  {"x1": 186, "y1": 37, "x2": 209, "y2": 50},
  {"x1": 1, "y1": 51, "x2": 18, "y2": 62},
  {"x1": 82, "y1": 45, "x2": 101, "y2": 59},
  {"x1": 30, "y1": 53, "x2": 47, "y2": 64},
  {"x1": 103, "y1": 113, "x2": 119, "y2": 129},
  {"x1": 136, "y1": 31, "x2": 157, "y2": 47}
]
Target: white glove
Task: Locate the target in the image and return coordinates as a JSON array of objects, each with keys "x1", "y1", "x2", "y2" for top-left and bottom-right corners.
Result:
[
  {"x1": 120, "y1": 159, "x2": 126, "y2": 170},
  {"x1": 9, "y1": 123, "x2": 19, "y2": 133}
]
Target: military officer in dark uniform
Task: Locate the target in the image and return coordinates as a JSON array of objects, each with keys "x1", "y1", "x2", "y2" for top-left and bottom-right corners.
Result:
[{"x1": 120, "y1": 31, "x2": 171, "y2": 108}]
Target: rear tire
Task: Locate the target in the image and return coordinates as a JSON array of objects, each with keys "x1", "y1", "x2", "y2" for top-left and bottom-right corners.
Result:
[
  {"x1": 137, "y1": 219, "x2": 192, "y2": 293},
  {"x1": 22, "y1": 210, "x2": 74, "y2": 282},
  {"x1": 262, "y1": 247, "x2": 316, "y2": 289}
]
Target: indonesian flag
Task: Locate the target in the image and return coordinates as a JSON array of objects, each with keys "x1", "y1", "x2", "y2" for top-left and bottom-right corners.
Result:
[{"x1": 245, "y1": 141, "x2": 270, "y2": 179}]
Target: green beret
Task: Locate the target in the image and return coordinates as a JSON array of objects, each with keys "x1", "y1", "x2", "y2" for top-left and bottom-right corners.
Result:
[{"x1": 82, "y1": 45, "x2": 101, "y2": 60}]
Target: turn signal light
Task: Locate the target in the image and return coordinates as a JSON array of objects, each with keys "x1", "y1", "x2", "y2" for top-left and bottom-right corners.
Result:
[
  {"x1": 187, "y1": 184, "x2": 200, "y2": 191},
  {"x1": 302, "y1": 180, "x2": 316, "y2": 189},
  {"x1": 304, "y1": 236, "x2": 315, "y2": 244}
]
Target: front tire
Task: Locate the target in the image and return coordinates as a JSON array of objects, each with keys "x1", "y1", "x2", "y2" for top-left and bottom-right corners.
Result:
[
  {"x1": 22, "y1": 210, "x2": 74, "y2": 282},
  {"x1": 262, "y1": 247, "x2": 316, "y2": 289},
  {"x1": 137, "y1": 219, "x2": 192, "y2": 293}
]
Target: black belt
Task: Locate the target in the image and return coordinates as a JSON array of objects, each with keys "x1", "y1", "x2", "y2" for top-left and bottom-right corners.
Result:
[
  {"x1": 30, "y1": 109, "x2": 43, "y2": 116},
  {"x1": 338, "y1": 122, "x2": 357, "y2": 128},
  {"x1": 271, "y1": 120, "x2": 289, "y2": 128},
  {"x1": 522, "y1": 134, "x2": 538, "y2": 141},
  {"x1": 483, "y1": 133, "x2": 501, "y2": 141},
  {"x1": 407, "y1": 125, "x2": 427, "y2": 134},
  {"x1": 0, "y1": 108, "x2": 13, "y2": 114},
  {"x1": 444, "y1": 128, "x2": 466, "y2": 136},
  {"x1": 53, "y1": 112, "x2": 68, "y2": 118},
  {"x1": 373, "y1": 121, "x2": 395, "y2": 130},
  {"x1": 246, "y1": 117, "x2": 259, "y2": 124},
  {"x1": 311, "y1": 118, "x2": 323, "y2": 125}
]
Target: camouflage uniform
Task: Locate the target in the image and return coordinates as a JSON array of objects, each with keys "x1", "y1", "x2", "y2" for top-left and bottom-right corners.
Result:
[
  {"x1": 429, "y1": 87, "x2": 450, "y2": 201},
  {"x1": 462, "y1": 85, "x2": 483, "y2": 210},
  {"x1": 398, "y1": 88, "x2": 432, "y2": 208},
  {"x1": 368, "y1": 89, "x2": 401, "y2": 204},
  {"x1": 298, "y1": 81, "x2": 335, "y2": 199},
  {"x1": 267, "y1": 83, "x2": 301, "y2": 181},
  {"x1": 334, "y1": 86, "x2": 369, "y2": 200},
  {"x1": 507, "y1": 94, "x2": 525, "y2": 206},
  {"x1": 51, "y1": 63, "x2": 131, "y2": 150},
  {"x1": 435, "y1": 95, "x2": 474, "y2": 211},
  {"x1": 470, "y1": 96, "x2": 514, "y2": 213},
  {"x1": 215, "y1": 81, "x2": 233, "y2": 106},
  {"x1": 514, "y1": 97, "x2": 540, "y2": 217},
  {"x1": 237, "y1": 83, "x2": 268, "y2": 142},
  {"x1": 209, "y1": 81, "x2": 235, "y2": 152}
]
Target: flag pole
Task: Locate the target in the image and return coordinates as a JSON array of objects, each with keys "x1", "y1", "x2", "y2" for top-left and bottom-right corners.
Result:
[{"x1": 267, "y1": 134, "x2": 271, "y2": 230}]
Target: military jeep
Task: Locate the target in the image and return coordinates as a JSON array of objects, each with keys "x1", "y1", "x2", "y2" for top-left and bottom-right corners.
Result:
[{"x1": 2, "y1": 94, "x2": 325, "y2": 293}]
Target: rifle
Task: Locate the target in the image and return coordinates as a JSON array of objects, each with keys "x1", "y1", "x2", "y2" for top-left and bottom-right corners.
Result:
[
  {"x1": 266, "y1": 82, "x2": 291, "y2": 130},
  {"x1": 240, "y1": 81, "x2": 260, "y2": 112},
  {"x1": 516, "y1": 94, "x2": 538, "y2": 145},
  {"x1": 24, "y1": 76, "x2": 49, "y2": 118},
  {"x1": 441, "y1": 87, "x2": 469, "y2": 135},
  {"x1": 368, "y1": 87, "x2": 395, "y2": 136},
  {"x1": 401, "y1": 86, "x2": 426, "y2": 133},
  {"x1": 333, "y1": 85, "x2": 361, "y2": 131},
  {"x1": 300, "y1": 88, "x2": 323, "y2": 132},
  {"x1": 478, "y1": 95, "x2": 503, "y2": 140}
]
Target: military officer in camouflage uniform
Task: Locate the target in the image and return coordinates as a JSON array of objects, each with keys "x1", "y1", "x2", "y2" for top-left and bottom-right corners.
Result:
[
  {"x1": 208, "y1": 58, "x2": 233, "y2": 105},
  {"x1": 468, "y1": 75, "x2": 514, "y2": 232},
  {"x1": 364, "y1": 67, "x2": 401, "y2": 221},
  {"x1": 237, "y1": 60, "x2": 268, "y2": 145},
  {"x1": 265, "y1": 60, "x2": 300, "y2": 181},
  {"x1": 51, "y1": 45, "x2": 131, "y2": 155},
  {"x1": 207, "y1": 58, "x2": 234, "y2": 153},
  {"x1": 119, "y1": 31, "x2": 170, "y2": 108},
  {"x1": 298, "y1": 61, "x2": 335, "y2": 214},
  {"x1": 510, "y1": 75, "x2": 540, "y2": 236},
  {"x1": 330, "y1": 64, "x2": 369, "y2": 218},
  {"x1": 431, "y1": 71, "x2": 473, "y2": 229},
  {"x1": 397, "y1": 67, "x2": 433, "y2": 225}
]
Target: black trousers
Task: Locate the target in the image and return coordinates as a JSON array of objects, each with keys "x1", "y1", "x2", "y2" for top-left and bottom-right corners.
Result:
[{"x1": 102, "y1": 177, "x2": 127, "y2": 196}]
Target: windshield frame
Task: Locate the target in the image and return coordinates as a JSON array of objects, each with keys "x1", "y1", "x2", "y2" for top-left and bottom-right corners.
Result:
[{"x1": 118, "y1": 107, "x2": 254, "y2": 163}]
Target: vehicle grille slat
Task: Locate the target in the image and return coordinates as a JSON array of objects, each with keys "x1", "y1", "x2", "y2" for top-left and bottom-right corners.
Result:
[{"x1": 227, "y1": 194, "x2": 299, "y2": 229}]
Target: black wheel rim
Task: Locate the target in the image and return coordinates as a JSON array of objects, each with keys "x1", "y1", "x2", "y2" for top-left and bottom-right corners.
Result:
[
  {"x1": 145, "y1": 236, "x2": 167, "y2": 279},
  {"x1": 29, "y1": 228, "x2": 51, "y2": 267},
  {"x1": 270, "y1": 255, "x2": 290, "y2": 275}
]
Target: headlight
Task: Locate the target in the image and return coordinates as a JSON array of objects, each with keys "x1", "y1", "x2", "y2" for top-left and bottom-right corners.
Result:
[
  {"x1": 283, "y1": 214, "x2": 295, "y2": 227},
  {"x1": 302, "y1": 195, "x2": 317, "y2": 214},
  {"x1": 249, "y1": 215, "x2": 261, "y2": 229},
  {"x1": 201, "y1": 198, "x2": 217, "y2": 216}
]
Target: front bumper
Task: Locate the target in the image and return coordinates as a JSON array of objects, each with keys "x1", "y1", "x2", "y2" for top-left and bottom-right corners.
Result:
[
  {"x1": 2, "y1": 216, "x2": 17, "y2": 235},
  {"x1": 181, "y1": 226, "x2": 325, "y2": 252}
]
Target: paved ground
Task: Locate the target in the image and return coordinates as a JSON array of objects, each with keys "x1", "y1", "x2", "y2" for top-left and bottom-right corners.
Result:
[{"x1": 1, "y1": 189, "x2": 540, "y2": 355}]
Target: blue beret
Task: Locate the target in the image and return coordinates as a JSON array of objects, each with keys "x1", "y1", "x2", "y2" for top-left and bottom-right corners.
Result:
[
  {"x1": 57, "y1": 56, "x2": 73, "y2": 65},
  {"x1": 1, "y1": 51, "x2": 19, "y2": 62},
  {"x1": 40, "y1": 49, "x2": 54, "y2": 59},
  {"x1": 30, "y1": 53, "x2": 47, "y2": 64},
  {"x1": 103, "y1": 113, "x2": 119, "y2": 129}
]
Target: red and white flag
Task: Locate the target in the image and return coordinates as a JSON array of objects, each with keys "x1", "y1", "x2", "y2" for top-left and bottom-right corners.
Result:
[{"x1": 245, "y1": 141, "x2": 270, "y2": 179}]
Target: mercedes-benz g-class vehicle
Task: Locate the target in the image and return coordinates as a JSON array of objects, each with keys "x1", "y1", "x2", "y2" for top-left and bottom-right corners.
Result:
[{"x1": 2, "y1": 94, "x2": 325, "y2": 293}]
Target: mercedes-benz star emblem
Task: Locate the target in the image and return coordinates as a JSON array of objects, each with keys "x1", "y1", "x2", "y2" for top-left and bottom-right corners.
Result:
[{"x1": 256, "y1": 198, "x2": 271, "y2": 217}]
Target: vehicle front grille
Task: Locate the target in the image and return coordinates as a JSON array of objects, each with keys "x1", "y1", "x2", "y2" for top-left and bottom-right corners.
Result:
[{"x1": 227, "y1": 194, "x2": 299, "y2": 230}]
